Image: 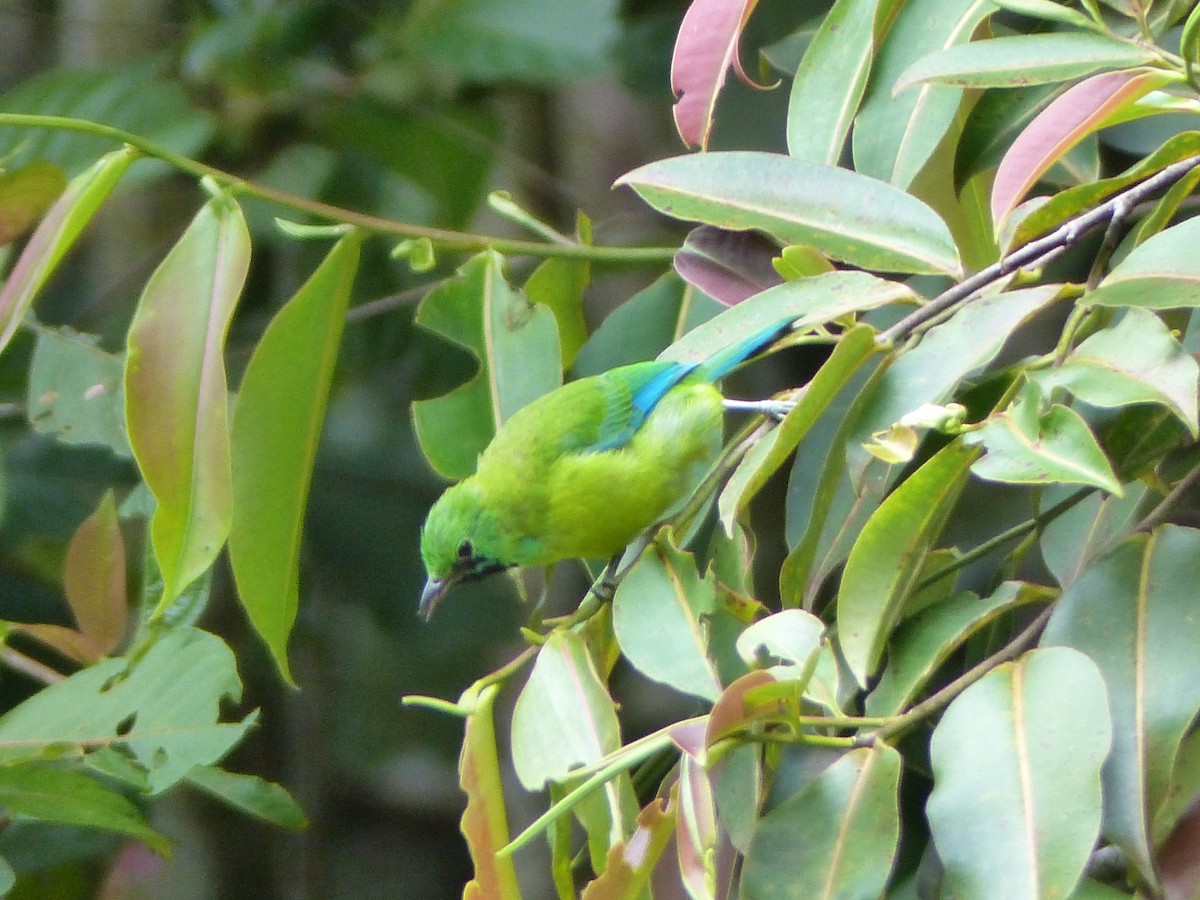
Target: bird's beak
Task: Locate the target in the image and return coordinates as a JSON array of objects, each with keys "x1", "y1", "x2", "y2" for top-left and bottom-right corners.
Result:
[{"x1": 419, "y1": 576, "x2": 453, "y2": 621}]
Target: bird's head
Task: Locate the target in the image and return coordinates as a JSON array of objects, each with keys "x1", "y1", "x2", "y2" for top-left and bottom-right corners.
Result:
[{"x1": 418, "y1": 479, "x2": 517, "y2": 620}]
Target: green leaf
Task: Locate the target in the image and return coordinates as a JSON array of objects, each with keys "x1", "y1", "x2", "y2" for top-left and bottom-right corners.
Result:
[
  {"x1": 0, "y1": 762, "x2": 169, "y2": 855},
  {"x1": 613, "y1": 538, "x2": 721, "y2": 702},
  {"x1": 186, "y1": 765, "x2": 307, "y2": 829},
  {"x1": 616, "y1": 152, "x2": 962, "y2": 277},
  {"x1": 787, "y1": 0, "x2": 881, "y2": 164},
  {"x1": 1043, "y1": 526, "x2": 1200, "y2": 886},
  {"x1": 511, "y1": 631, "x2": 622, "y2": 789},
  {"x1": 413, "y1": 251, "x2": 561, "y2": 480},
  {"x1": 741, "y1": 744, "x2": 902, "y2": 899},
  {"x1": 459, "y1": 685, "x2": 522, "y2": 900},
  {"x1": 0, "y1": 161, "x2": 66, "y2": 245},
  {"x1": 1038, "y1": 484, "x2": 1147, "y2": 589},
  {"x1": 897, "y1": 33, "x2": 1158, "y2": 91},
  {"x1": 662, "y1": 271, "x2": 915, "y2": 366},
  {"x1": 523, "y1": 218, "x2": 590, "y2": 368},
  {"x1": 324, "y1": 100, "x2": 500, "y2": 230},
  {"x1": 1088, "y1": 217, "x2": 1200, "y2": 309},
  {"x1": 26, "y1": 325, "x2": 130, "y2": 457},
  {"x1": 852, "y1": 0, "x2": 995, "y2": 189},
  {"x1": 736, "y1": 609, "x2": 825, "y2": 677},
  {"x1": 989, "y1": 0, "x2": 1105, "y2": 29},
  {"x1": 125, "y1": 194, "x2": 250, "y2": 612},
  {"x1": 867, "y1": 582, "x2": 1053, "y2": 716},
  {"x1": 837, "y1": 440, "x2": 979, "y2": 689},
  {"x1": 571, "y1": 272, "x2": 722, "y2": 378},
  {"x1": 780, "y1": 356, "x2": 888, "y2": 609},
  {"x1": 0, "y1": 61, "x2": 213, "y2": 179},
  {"x1": 0, "y1": 626, "x2": 254, "y2": 794},
  {"x1": 719, "y1": 325, "x2": 879, "y2": 533},
  {"x1": 62, "y1": 490, "x2": 127, "y2": 656},
  {"x1": 785, "y1": 284, "x2": 1065, "y2": 610},
  {"x1": 0, "y1": 147, "x2": 135, "y2": 359},
  {"x1": 711, "y1": 743, "x2": 761, "y2": 853},
  {"x1": 1032, "y1": 308, "x2": 1199, "y2": 436},
  {"x1": 967, "y1": 385, "x2": 1123, "y2": 493},
  {"x1": 1012, "y1": 131, "x2": 1200, "y2": 247},
  {"x1": 229, "y1": 234, "x2": 361, "y2": 685},
  {"x1": 401, "y1": 0, "x2": 618, "y2": 85},
  {"x1": 1154, "y1": 727, "x2": 1200, "y2": 847},
  {"x1": 1128, "y1": 164, "x2": 1200, "y2": 249},
  {"x1": 927, "y1": 647, "x2": 1112, "y2": 900}
]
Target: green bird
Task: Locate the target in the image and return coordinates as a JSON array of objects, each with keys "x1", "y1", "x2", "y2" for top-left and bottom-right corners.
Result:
[{"x1": 418, "y1": 320, "x2": 794, "y2": 619}]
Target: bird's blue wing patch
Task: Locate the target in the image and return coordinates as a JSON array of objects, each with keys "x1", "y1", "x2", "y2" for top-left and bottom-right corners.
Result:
[{"x1": 590, "y1": 360, "x2": 698, "y2": 452}]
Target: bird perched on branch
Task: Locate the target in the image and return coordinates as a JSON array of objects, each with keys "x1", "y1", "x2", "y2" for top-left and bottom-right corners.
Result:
[{"x1": 418, "y1": 319, "x2": 795, "y2": 619}]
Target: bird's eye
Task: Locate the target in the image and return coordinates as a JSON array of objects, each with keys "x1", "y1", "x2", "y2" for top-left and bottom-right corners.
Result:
[{"x1": 457, "y1": 540, "x2": 473, "y2": 559}]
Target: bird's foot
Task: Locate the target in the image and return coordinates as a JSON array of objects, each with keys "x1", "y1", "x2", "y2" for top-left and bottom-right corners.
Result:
[{"x1": 723, "y1": 398, "x2": 796, "y2": 420}]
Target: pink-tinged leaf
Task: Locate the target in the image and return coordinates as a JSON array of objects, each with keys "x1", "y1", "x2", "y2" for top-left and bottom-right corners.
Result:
[
  {"x1": 8, "y1": 622, "x2": 104, "y2": 665},
  {"x1": 992, "y1": 69, "x2": 1172, "y2": 226},
  {"x1": 62, "y1": 490, "x2": 127, "y2": 656},
  {"x1": 229, "y1": 234, "x2": 360, "y2": 685},
  {"x1": 580, "y1": 796, "x2": 677, "y2": 899},
  {"x1": 674, "y1": 226, "x2": 784, "y2": 305},
  {"x1": 125, "y1": 195, "x2": 250, "y2": 613},
  {"x1": 511, "y1": 631, "x2": 622, "y2": 790},
  {"x1": 677, "y1": 749, "x2": 719, "y2": 899},
  {"x1": 460, "y1": 685, "x2": 522, "y2": 900},
  {"x1": 0, "y1": 147, "x2": 135, "y2": 359},
  {"x1": 706, "y1": 670, "x2": 777, "y2": 744},
  {"x1": 671, "y1": 0, "x2": 764, "y2": 150}
]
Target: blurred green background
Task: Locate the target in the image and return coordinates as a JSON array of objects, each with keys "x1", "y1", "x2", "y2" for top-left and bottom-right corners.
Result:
[{"x1": 0, "y1": 1, "x2": 797, "y2": 896}]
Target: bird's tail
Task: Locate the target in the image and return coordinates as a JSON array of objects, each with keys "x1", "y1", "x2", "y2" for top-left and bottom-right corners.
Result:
[{"x1": 693, "y1": 317, "x2": 795, "y2": 383}]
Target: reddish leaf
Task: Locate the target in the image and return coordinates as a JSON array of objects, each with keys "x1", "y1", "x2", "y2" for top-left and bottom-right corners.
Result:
[
  {"x1": 125, "y1": 195, "x2": 250, "y2": 611},
  {"x1": 0, "y1": 147, "x2": 135, "y2": 359},
  {"x1": 673, "y1": 226, "x2": 784, "y2": 305},
  {"x1": 671, "y1": 0, "x2": 764, "y2": 150},
  {"x1": 9, "y1": 622, "x2": 104, "y2": 665},
  {"x1": 1161, "y1": 795, "x2": 1200, "y2": 900},
  {"x1": 62, "y1": 490, "x2": 127, "y2": 656},
  {"x1": 676, "y1": 747, "x2": 718, "y2": 899},
  {"x1": 992, "y1": 69, "x2": 1171, "y2": 225},
  {"x1": 706, "y1": 670, "x2": 776, "y2": 744},
  {"x1": 460, "y1": 685, "x2": 522, "y2": 900},
  {"x1": 581, "y1": 796, "x2": 677, "y2": 898}
]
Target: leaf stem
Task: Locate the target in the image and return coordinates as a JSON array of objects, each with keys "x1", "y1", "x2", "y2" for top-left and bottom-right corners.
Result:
[{"x1": 0, "y1": 113, "x2": 677, "y2": 265}]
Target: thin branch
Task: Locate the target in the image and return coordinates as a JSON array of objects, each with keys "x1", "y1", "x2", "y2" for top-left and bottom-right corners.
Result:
[
  {"x1": 1135, "y1": 462, "x2": 1200, "y2": 533},
  {"x1": 0, "y1": 113, "x2": 678, "y2": 265},
  {"x1": 879, "y1": 154, "x2": 1200, "y2": 346},
  {"x1": 859, "y1": 604, "x2": 1055, "y2": 746},
  {"x1": 915, "y1": 487, "x2": 1093, "y2": 592}
]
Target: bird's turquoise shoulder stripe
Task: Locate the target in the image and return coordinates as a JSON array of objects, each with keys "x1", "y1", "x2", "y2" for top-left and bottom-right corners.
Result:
[
  {"x1": 590, "y1": 318, "x2": 792, "y2": 453},
  {"x1": 591, "y1": 360, "x2": 696, "y2": 451}
]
